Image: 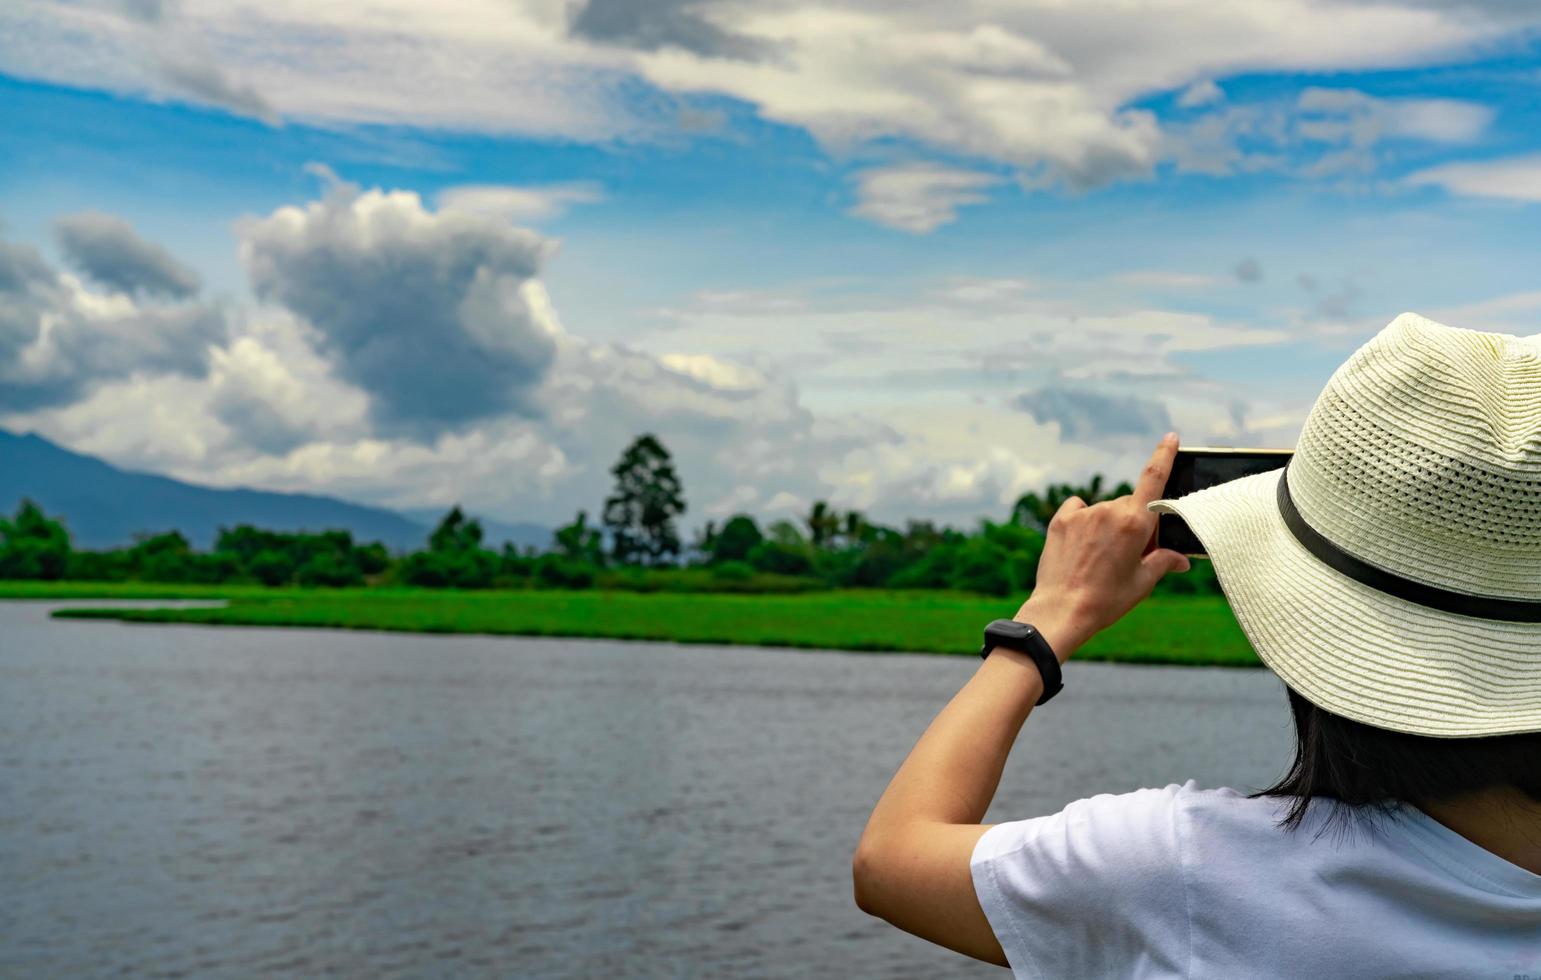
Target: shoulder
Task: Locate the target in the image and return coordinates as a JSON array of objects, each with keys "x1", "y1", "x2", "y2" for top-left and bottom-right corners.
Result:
[
  {"x1": 978, "y1": 779, "x2": 1243, "y2": 845},
  {"x1": 970, "y1": 782, "x2": 1210, "y2": 979},
  {"x1": 972, "y1": 781, "x2": 1201, "y2": 911},
  {"x1": 974, "y1": 781, "x2": 1294, "y2": 879}
]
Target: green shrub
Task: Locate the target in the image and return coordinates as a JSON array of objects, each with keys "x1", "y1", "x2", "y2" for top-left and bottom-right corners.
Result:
[
  {"x1": 711, "y1": 560, "x2": 755, "y2": 582},
  {"x1": 948, "y1": 538, "x2": 1013, "y2": 596},
  {"x1": 533, "y1": 555, "x2": 597, "y2": 589},
  {"x1": 888, "y1": 543, "x2": 959, "y2": 590},
  {"x1": 64, "y1": 550, "x2": 130, "y2": 581},
  {"x1": 711, "y1": 515, "x2": 763, "y2": 564},
  {"x1": 747, "y1": 539, "x2": 815, "y2": 576},
  {"x1": 249, "y1": 549, "x2": 294, "y2": 586},
  {"x1": 399, "y1": 549, "x2": 500, "y2": 588},
  {"x1": 294, "y1": 552, "x2": 364, "y2": 587}
]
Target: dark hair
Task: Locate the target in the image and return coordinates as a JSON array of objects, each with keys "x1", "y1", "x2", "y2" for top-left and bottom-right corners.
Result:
[{"x1": 1250, "y1": 685, "x2": 1541, "y2": 838}]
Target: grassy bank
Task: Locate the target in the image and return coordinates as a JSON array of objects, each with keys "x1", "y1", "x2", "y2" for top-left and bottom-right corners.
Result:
[
  {"x1": 3, "y1": 581, "x2": 1261, "y2": 667},
  {"x1": 0, "y1": 581, "x2": 268, "y2": 600}
]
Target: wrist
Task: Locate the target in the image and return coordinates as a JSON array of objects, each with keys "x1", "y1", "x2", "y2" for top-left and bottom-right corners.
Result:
[
  {"x1": 978, "y1": 643, "x2": 1048, "y2": 703},
  {"x1": 1014, "y1": 593, "x2": 1097, "y2": 663}
]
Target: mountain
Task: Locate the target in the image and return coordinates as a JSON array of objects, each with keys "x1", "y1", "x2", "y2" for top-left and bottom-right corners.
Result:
[{"x1": 0, "y1": 428, "x2": 444, "y2": 551}]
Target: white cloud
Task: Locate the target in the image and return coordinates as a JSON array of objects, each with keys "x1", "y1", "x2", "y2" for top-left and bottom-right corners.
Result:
[
  {"x1": 1426, "y1": 290, "x2": 1541, "y2": 333},
  {"x1": 4, "y1": 0, "x2": 1526, "y2": 197},
  {"x1": 1114, "y1": 270, "x2": 1218, "y2": 289},
  {"x1": 1177, "y1": 79, "x2": 1224, "y2": 108},
  {"x1": 437, "y1": 182, "x2": 604, "y2": 222},
  {"x1": 1296, "y1": 87, "x2": 1493, "y2": 146},
  {"x1": 205, "y1": 315, "x2": 371, "y2": 455},
  {"x1": 1165, "y1": 86, "x2": 1494, "y2": 179},
  {"x1": 5, "y1": 179, "x2": 1315, "y2": 530},
  {"x1": 636, "y1": 280, "x2": 1291, "y2": 405},
  {"x1": 1404, "y1": 154, "x2": 1541, "y2": 202},
  {"x1": 0, "y1": 0, "x2": 637, "y2": 138},
  {"x1": 632, "y1": 3, "x2": 1508, "y2": 189},
  {"x1": 657, "y1": 353, "x2": 769, "y2": 391},
  {"x1": 1015, "y1": 385, "x2": 1173, "y2": 442},
  {"x1": 1382, "y1": 98, "x2": 1495, "y2": 144},
  {"x1": 848, "y1": 163, "x2": 1002, "y2": 233}
]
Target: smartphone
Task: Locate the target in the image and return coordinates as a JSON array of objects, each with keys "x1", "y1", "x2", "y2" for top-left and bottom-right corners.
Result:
[{"x1": 1157, "y1": 447, "x2": 1293, "y2": 558}]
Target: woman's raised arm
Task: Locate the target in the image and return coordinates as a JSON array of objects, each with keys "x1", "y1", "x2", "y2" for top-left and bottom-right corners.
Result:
[{"x1": 851, "y1": 433, "x2": 1190, "y2": 964}]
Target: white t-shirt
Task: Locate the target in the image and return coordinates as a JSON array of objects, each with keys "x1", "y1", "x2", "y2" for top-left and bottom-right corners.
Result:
[{"x1": 970, "y1": 780, "x2": 1541, "y2": 979}]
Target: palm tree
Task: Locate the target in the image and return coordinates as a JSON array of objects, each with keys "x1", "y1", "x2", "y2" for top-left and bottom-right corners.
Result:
[
  {"x1": 841, "y1": 510, "x2": 866, "y2": 547},
  {"x1": 805, "y1": 501, "x2": 840, "y2": 549}
]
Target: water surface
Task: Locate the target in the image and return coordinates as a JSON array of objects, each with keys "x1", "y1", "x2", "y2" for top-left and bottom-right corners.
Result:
[{"x1": 0, "y1": 601, "x2": 1293, "y2": 977}]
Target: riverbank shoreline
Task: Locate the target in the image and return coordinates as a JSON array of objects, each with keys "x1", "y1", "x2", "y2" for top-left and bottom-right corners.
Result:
[{"x1": 2, "y1": 583, "x2": 1260, "y2": 667}]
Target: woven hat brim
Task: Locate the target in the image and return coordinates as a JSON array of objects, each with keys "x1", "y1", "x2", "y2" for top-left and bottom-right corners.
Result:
[{"x1": 1149, "y1": 468, "x2": 1541, "y2": 738}]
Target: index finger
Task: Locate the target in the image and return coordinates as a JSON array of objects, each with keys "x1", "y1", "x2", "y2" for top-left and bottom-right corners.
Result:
[{"x1": 1133, "y1": 431, "x2": 1180, "y2": 506}]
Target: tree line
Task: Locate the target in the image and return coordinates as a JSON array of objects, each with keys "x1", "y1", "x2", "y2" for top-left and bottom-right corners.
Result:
[{"x1": 0, "y1": 433, "x2": 1220, "y2": 597}]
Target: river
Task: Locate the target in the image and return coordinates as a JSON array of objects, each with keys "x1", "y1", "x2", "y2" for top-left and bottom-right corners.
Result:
[{"x1": 0, "y1": 600, "x2": 1293, "y2": 977}]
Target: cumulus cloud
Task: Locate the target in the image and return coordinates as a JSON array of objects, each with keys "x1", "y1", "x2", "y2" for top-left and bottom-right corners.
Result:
[
  {"x1": 55, "y1": 211, "x2": 202, "y2": 298},
  {"x1": 206, "y1": 330, "x2": 348, "y2": 455},
  {"x1": 0, "y1": 232, "x2": 224, "y2": 412},
  {"x1": 1404, "y1": 154, "x2": 1541, "y2": 202},
  {"x1": 238, "y1": 179, "x2": 562, "y2": 438},
  {"x1": 849, "y1": 163, "x2": 1002, "y2": 234},
  {"x1": 1013, "y1": 384, "x2": 1173, "y2": 442}
]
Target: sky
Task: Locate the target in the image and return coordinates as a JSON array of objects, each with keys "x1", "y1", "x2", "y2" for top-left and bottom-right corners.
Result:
[{"x1": 4, "y1": 1, "x2": 1541, "y2": 533}]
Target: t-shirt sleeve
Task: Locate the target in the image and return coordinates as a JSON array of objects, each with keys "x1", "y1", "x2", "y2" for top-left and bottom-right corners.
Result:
[{"x1": 970, "y1": 780, "x2": 1195, "y2": 980}]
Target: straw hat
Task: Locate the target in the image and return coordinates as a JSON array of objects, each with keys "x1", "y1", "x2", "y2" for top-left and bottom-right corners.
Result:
[{"x1": 1148, "y1": 312, "x2": 1541, "y2": 738}]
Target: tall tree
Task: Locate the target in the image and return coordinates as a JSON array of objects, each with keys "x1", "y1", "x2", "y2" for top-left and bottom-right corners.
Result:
[
  {"x1": 0, "y1": 499, "x2": 71, "y2": 580},
  {"x1": 429, "y1": 506, "x2": 484, "y2": 552},
  {"x1": 840, "y1": 509, "x2": 867, "y2": 548},
  {"x1": 805, "y1": 501, "x2": 839, "y2": 549},
  {"x1": 602, "y1": 434, "x2": 687, "y2": 565}
]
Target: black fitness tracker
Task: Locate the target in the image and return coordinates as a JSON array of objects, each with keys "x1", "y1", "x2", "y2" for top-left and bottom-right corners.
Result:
[{"x1": 980, "y1": 619, "x2": 1064, "y2": 705}]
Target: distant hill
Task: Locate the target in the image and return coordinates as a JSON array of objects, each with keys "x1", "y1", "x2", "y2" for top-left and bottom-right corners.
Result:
[{"x1": 0, "y1": 429, "x2": 543, "y2": 552}]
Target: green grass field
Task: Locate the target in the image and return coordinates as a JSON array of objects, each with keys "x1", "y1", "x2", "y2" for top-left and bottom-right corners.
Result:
[{"x1": 1, "y1": 581, "x2": 1261, "y2": 667}]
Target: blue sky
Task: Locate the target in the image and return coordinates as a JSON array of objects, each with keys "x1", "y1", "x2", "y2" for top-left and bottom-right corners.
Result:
[{"x1": 4, "y1": 1, "x2": 1541, "y2": 530}]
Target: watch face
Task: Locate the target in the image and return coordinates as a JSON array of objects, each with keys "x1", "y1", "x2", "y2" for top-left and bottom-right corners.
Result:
[{"x1": 986, "y1": 619, "x2": 1033, "y2": 641}]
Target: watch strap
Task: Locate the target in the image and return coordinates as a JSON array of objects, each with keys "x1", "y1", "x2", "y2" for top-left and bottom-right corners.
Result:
[{"x1": 980, "y1": 620, "x2": 1064, "y2": 705}]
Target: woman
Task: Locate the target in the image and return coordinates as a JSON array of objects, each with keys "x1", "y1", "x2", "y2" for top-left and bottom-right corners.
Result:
[{"x1": 853, "y1": 312, "x2": 1541, "y2": 978}]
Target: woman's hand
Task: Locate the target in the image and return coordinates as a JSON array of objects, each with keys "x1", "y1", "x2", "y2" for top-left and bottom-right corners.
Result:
[{"x1": 1015, "y1": 432, "x2": 1192, "y2": 661}]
